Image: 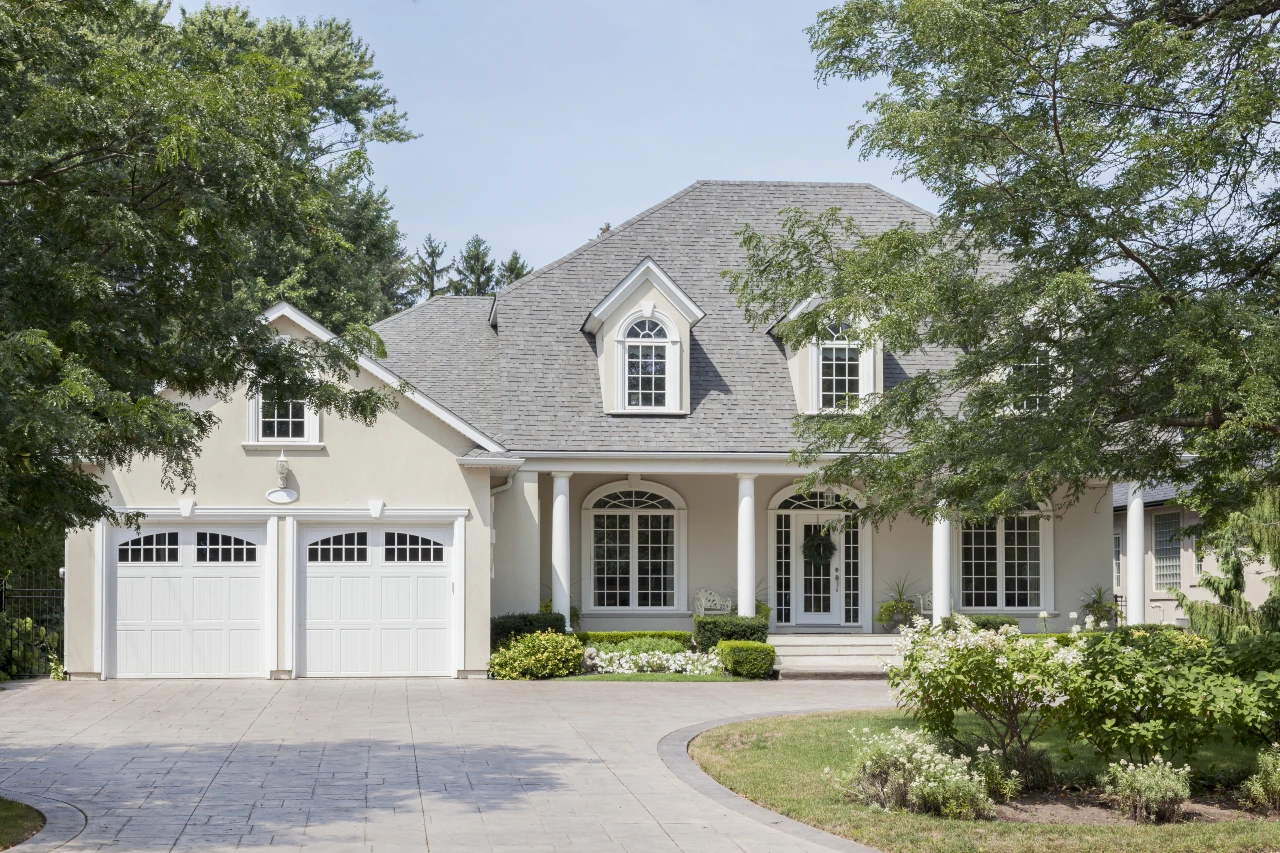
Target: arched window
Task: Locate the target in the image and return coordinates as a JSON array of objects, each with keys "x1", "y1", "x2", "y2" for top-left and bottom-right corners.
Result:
[
  {"x1": 819, "y1": 323, "x2": 858, "y2": 410},
  {"x1": 307, "y1": 532, "x2": 368, "y2": 563},
  {"x1": 118, "y1": 532, "x2": 179, "y2": 564},
  {"x1": 770, "y1": 487, "x2": 870, "y2": 630},
  {"x1": 384, "y1": 532, "x2": 444, "y2": 563},
  {"x1": 583, "y1": 481, "x2": 686, "y2": 611},
  {"x1": 624, "y1": 319, "x2": 670, "y2": 409},
  {"x1": 196, "y1": 532, "x2": 256, "y2": 563}
]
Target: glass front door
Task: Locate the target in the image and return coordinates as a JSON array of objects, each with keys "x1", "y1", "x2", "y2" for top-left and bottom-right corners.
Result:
[{"x1": 795, "y1": 516, "x2": 843, "y2": 626}]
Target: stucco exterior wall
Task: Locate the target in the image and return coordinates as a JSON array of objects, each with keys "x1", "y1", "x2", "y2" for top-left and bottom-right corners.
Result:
[{"x1": 491, "y1": 471, "x2": 541, "y2": 616}]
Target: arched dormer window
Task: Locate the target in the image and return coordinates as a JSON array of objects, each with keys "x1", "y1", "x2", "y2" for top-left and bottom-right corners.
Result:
[
  {"x1": 818, "y1": 324, "x2": 859, "y2": 410},
  {"x1": 622, "y1": 317, "x2": 678, "y2": 411}
]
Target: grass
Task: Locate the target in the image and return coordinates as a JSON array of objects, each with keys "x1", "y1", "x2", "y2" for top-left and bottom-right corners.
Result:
[
  {"x1": 0, "y1": 797, "x2": 43, "y2": 851},
  {"x1": 689, "y1": 708, "x2": 1280, "y2": 853},
  {"x1": 558, "y1": 672, "x2": 752, "y2": 682}
]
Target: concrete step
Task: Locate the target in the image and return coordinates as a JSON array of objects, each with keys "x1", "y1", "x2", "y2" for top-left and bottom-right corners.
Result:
[
  {"x1": 768, "y1": 634, "x2": 899, "y2": 646},
  {"x1": 773, "y1": 653, "x2": 900, "y2": 669},
  {"x1": 770, "y1": 645, "x2": 896, "y2": 656},
  {"x1": 775, "y1": 667, "x2": 888, "y2": 680}
]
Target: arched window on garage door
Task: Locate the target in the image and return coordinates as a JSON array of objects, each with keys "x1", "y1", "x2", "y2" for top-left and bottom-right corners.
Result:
[
  {"x1": 307, "y1": 532, "x2": 368, "y2": 563},
  {"x1": 117, "y1": 532, "x2": 179, "y2": 564},
  {"x1": 383, "y1": 532, "x2": 444, "y2": 563},
  {"x1": 196, "y1": 532, "x2": 257, "y2": 563}
]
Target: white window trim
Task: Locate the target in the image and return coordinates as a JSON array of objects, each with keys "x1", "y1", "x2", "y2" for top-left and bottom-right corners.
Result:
[
  {"x1": 612, "y1": 309, "x2": 685, "y2": 415},
  {"x1": 1152, "y1": 510, "x2": 1183, "y2": 592},
  {"x1": 807, "y1": 326, "x2": 881, "y2": 415},
  {"x1": 580, "y1": 479, "x2": 688, "y2": 613},
  {"x1": 952, "y1": 508, "x2": 1055, "y2": 615},
  {"x1": 244, "y1": 393, "x2": 323, "y2": 449}
]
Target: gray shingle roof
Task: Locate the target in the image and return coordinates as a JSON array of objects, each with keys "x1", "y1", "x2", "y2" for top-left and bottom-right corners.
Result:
[
  {"x1": 377, "y1": 180, "x2": 948, "y2": 454},
  {"x1": 1113, "y1": 482, "x2": 1180, "y2": 510}
]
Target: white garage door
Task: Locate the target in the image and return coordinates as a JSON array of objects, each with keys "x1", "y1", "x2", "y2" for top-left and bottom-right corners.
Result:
[
  {"x1": 298, "y1": 527, "x2": 453, "y2": 677},
  {"x1": 112, "y1": 527, "x2": 267, "y2": 678}
]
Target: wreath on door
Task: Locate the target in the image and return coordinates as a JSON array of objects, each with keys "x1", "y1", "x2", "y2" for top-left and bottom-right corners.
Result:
[{"x1": 802, "y1": 530, "x2": 837, "y2": 568}]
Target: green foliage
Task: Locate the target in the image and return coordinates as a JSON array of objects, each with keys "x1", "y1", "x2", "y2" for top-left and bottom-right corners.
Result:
[
  {"x1": 940, "y1": 614, "x2": 1019, "y2": 632},
  {"x1": 1058, "y1": 628, "x2": 1239, "y2": 764},
  {"x1": 0, "y1": 0, "x2": 407, "y2": 550},
  {"x1": 490, "y1": 611, "x2": 564, "y2": 650},
  {"x1": 802, "y1": 531, "x2": 837, "y2": 567},
  {"x1": 875, "y1": 599, "x2": 916, "y2": 628},
  {"x1": 537, "y1": 598, "x2": 580, "y2": 629},
  {"x1": 448, "y1": 235, "x2": 498, "y2": 296},
  {"x1": 716, "y1": 640, "x2": 777, "y2": 678},
  {"x1": 591, "y1": 637, "x2": 687, "y2": 655},
  {"x1": 693, "y1": 614, "x2": 769, "y2": 650},
  {"x1": 487, "y1": 630, "x2": 583, "y2": 680},
  {"x1": 496, "y1": 250, "x2": 533, "y2": 289},
  {"x1": 1223, "y1": 635, "x2": 1280, "y2": 746},
  {"x1": 1078, "y1": 585, "x2": 1123, "y2": 628},
  {"x1": 755, "y1": 599, "x2": 771, "y2": 622},
  {"x1": 972, "y1": 747, "x2": 1023, "y2": 803},
  {"x1": 574, "y1": 630, "x2": 692, "y2": 648},
  {"x1": 1240, "y1": 744, "x2": 1280, "y2": 813},
  {"x1": 1102, "y1": 757, "x2": 1191, "y2": 824},
  {"x1": 727, "y1": 0, "x2": 1280, "y2": 532},
  {"x1": 404, "y1": 235, "x2": 452, "y2": 303},
  {"x1": 0, "y1": 613, "x2": 57, "y2": 680}
]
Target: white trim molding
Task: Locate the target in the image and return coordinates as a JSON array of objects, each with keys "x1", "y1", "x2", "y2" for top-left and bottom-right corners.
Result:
[{"x1": 582, "y1": 258, "x2": 705, "y2": 335}]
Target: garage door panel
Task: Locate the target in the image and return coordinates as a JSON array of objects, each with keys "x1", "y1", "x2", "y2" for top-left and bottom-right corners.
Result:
[
  {"x1": 340, "y1": 577, "x2": 371, "y2": 621},
  {"x1": 151, "y1": 630, "x2": 182, "y2": 675},
  {"x1": 151, "y1": 577, "x2": 184, "y2": 622},
  {"x1": 192, "y1": 630, "x2": 224, "y2": 675},
  {"x1": 306, "y1": 629, "x2": 335, "y2": 674},
  {"x1": 117, "y1": 630, "x2": 147, "y2": 676},
  {"x1": 192, "y1": 577, "x2": 224, "y2": 621},
  {"x1": 340, "y1": 628, "x2": 371, "y2": 674},
  {"x1": 229, "y1": 630, "x2": 261, "y2": 675},
  {"x1": 307, "y1": 577, "x2": 335, "y2": 621},
  {"x1": 416, "y1": 577, "x2": 448, "y2": 621},
  {"x1": 117, "y1": 578, "x2": 147, "y2": 622},
  {"x1": 229, "y1": 577, "x2": 260, "y2": 621},
  {"x1": 417, "y1": 628, "x2": 448, "y2": 673},
  {"x1": 381, "y1": 628, "x2": 411, "y2": 673},
  {"x1": 382, "y1": 577, "x2": 412, "y2": 620}
]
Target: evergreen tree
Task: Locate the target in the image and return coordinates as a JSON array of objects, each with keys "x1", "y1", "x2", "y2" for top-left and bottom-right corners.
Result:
[
  {"x1": 496, "y1": 250, "x2": 533, "y2": 289},
  {"x1": 404, "y1": 235, "x2": 452, "y2": 305},
  {"x1": 448, "y1": 235, "x2": 498, "y2": 296}
]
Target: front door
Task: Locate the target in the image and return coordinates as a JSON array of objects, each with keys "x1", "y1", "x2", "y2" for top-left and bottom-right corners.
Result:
[{"x1": 795, "y1": 516, "x2": 843, "y2": 626}]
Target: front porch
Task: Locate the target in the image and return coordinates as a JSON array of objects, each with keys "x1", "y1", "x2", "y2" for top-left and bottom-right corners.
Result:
[{"x1": 490, "y1": 468, "x2": 1114, "y2": 638}]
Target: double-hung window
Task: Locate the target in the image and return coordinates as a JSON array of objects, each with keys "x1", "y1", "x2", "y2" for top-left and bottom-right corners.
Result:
[
  {"x1": 960, "y1": 513, "x2": 1050, "y2": 611},
  {"x1": 819, "y1": 323, "x2": 859, "y2": 410},
  {"x1": 624, "y1": 319, "x2": 669, "y2": 410},
  {"x1": 249, "y1": 388, "x2": 318, "y2": 445},
  {"x1": 586, "y1": 487, "x2": 684, "y2": 610}
]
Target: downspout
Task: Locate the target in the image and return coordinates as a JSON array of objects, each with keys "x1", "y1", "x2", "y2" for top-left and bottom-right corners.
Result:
[{"x1": 489, "y1": 472, "x2": 516, "y2": 579}]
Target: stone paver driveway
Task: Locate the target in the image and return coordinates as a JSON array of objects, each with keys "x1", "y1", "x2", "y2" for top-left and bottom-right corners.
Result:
[{"x1": 0, "y1": 678, "x2": 892, "y2": 852}]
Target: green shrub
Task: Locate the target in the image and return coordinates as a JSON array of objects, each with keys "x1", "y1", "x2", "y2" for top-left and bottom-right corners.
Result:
[
  {"x1": 491, "y1": 611, "x2": 565, "y2": 650},
  {"x1": 487, "y1": 630, "x2": 583, "y2": 680},
  {"x1": 1058, "y1": 626, "x2": 1241, "y2": 764},
  {"x1": 755, "y1": 599, "x2": 771, "y2": 622},
  {"x1": 1241, "y1": 744, "x2": 1280, "y2": 813},
  {"x1": 1102, "y1": 757, "x2": 1190, "y2": 824},
  {"x1": 0, "y1": 613, "x2": 58, "y2": 679},
  {"x1": 591, "y1": 637, "x2": 686, "y2": 655},
  {"x1": 693, "y1": 614, "x2": 768, "y2": 649},
  {"x1": 716, "y1": 640, "x2": 776, "y2": 678},
  {"x1": 539, "y1": 598, "x2": 581, "y2": 630},
  {"x1": 575, "y1": 630, "x2": 692, "y2": 648},
  {"x1": 939, "y1": 614, "x2": 1019, "y2": 632}
]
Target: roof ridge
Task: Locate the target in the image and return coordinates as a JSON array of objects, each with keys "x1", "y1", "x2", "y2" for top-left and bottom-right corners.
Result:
[{"x1": 492, "y1": 180, "x2": 709, "y2": 302}]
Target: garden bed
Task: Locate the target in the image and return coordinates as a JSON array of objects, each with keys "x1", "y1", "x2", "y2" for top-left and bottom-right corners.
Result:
[
  {"x1": 558, "y1": 673, "x2": 751, "y2": 682},
  {"x1": 0, "y1": 796, "x2": 44, "y2": 850},
  {"x1": 689, "y1": 708, "x2": 1280, "y2": 853}
]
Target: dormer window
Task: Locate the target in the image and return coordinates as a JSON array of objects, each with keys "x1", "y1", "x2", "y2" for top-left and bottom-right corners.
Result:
[
  {"x1": 819, "y1": 323, "x2": 858, "y2": 410},
  {"x1": 795, "y1": 317, "x2": 879, "y2": 414},
  {"x1": 625, "y1": 319, "x2": 669, "y2": 409}
]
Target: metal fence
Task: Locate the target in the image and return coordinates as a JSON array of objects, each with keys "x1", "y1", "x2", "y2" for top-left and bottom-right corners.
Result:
[{"x1": 0, "y1": 577, "x2": 65, "y2": 678}]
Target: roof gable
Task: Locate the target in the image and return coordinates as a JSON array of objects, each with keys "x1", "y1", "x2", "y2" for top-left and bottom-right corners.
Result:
[{"x1": 581, "y1": 257, "x2": 705, "y2": 335}]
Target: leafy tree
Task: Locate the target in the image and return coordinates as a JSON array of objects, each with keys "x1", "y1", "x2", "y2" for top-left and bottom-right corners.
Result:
[
  {"x1": 497, "y1": 250, "x2": 533, "y2": 289},
  {"x1": 0, "y1": 0, "x2": 405, "y2": 563},
  {"x1": 404, "y1": 235, "x2": 452, "y2": 305},
  {"x1": 728, "y1": 0, "x2": 1280, "y2": 530},
  {"x1": 449, "y1": 235, "x2": 498, "y2": 296}
]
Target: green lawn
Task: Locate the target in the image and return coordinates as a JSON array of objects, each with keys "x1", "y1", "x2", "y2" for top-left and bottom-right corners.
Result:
[
  {"x1": 0, "y1": 797, "x2": 43, "y2": 851},
  {"x1": 689, "y1": 709, "x2": 1280, "y2": 853},
  {"x1": 559, "y1": 672, "x2": 751, "y2": 682}
]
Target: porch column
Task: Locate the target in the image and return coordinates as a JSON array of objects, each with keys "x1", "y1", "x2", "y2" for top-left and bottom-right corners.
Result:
[
  {"x1": 736, "y1": 475, "x2": 757, "y2": 617},
  {"x1": 1127, "y1": 483, "x2": 1146, "y2": 625},
  {"x1": 931, "y1": 513, "x2": 952, "y2": 625},
  {"x1": 551, "y1": 472, "x2": 573, "y2": 630}
]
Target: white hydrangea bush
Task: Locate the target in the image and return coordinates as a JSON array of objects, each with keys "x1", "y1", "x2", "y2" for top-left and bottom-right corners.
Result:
[
  {"x1": 825, "y1": 727, "x2": 996, "y2": 820},
  {"x1": 888, "y1": 615, "x2": 1083, "y2": 780},
  {"x1": 584, "y1": 648, "x2": 722, "y2": 675}
]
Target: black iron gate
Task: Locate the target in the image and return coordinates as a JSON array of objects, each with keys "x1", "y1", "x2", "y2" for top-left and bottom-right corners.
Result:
[{"x1": 0, "y1": 575, "x2": 64, "y2": 678}]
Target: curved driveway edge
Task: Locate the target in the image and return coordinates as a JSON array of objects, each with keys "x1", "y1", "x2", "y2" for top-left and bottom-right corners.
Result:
[
  {"x1": 658, "y1": 713, "x2": 886, "y2": 853},
  {"x1": 0, "y1": 787, "x2": 87, "y2": 851}
]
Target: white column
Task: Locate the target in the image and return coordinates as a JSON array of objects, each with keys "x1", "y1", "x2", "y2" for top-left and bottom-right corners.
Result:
[
  {"x1": 1127, "y1": 483, "x2": 1146, "y2": 625},
  {"x1": 551, "y1": 472, "x2": 573, "y2": 630},
  {"x1": 931, "y1": 513, "x2": 952, "y2": 625},
  {"x1": 737, "y1": 475, "x2": 757, "y2": 617}
]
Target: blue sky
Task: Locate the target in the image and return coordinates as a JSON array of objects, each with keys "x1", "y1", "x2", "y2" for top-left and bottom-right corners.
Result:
[{"x1": 198, "y1": 1, "x2": 934, "y2": 268}]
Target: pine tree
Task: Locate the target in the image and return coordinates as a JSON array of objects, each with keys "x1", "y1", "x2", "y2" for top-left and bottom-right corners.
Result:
[
  {"x1": 404, "y1": 235, "x2": 451, "y2": 304},
  {"x1": 496, "y1": 250, "x2": 533, "y2": 289},
  {"x1": 448, "y1": 235, "x2": 498, "y2": 296}
]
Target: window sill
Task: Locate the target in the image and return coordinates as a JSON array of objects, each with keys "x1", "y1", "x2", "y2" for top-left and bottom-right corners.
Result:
[
  {"x1": 579, "y1": 609, "x2": 693, "y2": 618},
  {"x1": 607, "y1": 409, "x2": 688, "y2": 417},
  {"x1": 242, "y1": 441, "x2": 325, "y2": 450},
  {"x1": 956, "y1": 609, "x2": 1059, "y2": 618}
]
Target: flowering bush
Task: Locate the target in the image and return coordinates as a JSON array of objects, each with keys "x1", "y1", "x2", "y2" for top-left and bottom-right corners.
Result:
[
  {"x1": 488, "y1": 630, "x2": 583, "y2": 679},
  {"x1": 826, "y1": 727, "x2": 996, "y2": 820},
  {"x1": 585, "y1": 647, "x2": 722, "y2": 675},
  {"x1": 1102, "y1": 756, "x2": 1190, "y2": 823},
  {"x1": 887, "y1": 615, "x2": 1078, "y2": 781},
  {"x1": 1057, "y1": 627, "x2": 1242, "y2": 763},
  {"x1": 1240, "y1": 744, "x2": 1280, "y2": 813},
  {"x1": 972, "y1": 745, "x2": 1022, "y2": 803}
]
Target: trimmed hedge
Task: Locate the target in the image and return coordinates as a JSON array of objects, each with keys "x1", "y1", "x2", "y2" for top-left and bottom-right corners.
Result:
[
  {"x1": 717, "y1": 640, "x2": 776, "y2": 678},
  {"x1": 694, "y1": 614, "x2": 768, "y2": 650},
  {"x1": 491, "y1": 611, "x2": 565, "y2": 650},
  {"x1": 575, "y1": 630, "x2": 692, "y2": 648},
  {"x1": 488, "y1": 631, "x2": 583, "y2": 679},
  {"x1": 941, "y1": 614, "x2": 1020, "y2": 632}
]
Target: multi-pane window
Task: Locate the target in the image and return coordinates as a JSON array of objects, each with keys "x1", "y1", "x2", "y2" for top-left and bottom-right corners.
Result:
[
  {"x1": 1193, "y1": 536, "x2": 1203, "y2": 578},
  {"x1": 961, "y1": 515, "x2": 1042, "y2": 609},
  {"x1": 589, "y1": 490, "x2": 678, "y2": 609},
  {"x1": 1154, "y1": 512, "x2": 1182, "y2": 591},
  {"x1": 819, "y1": 323, "x2": 859, "y2": 410},
  {"x1": 384, "y1": 532, "x2": 444, "y2": 563},
  {"x1": 307, "y1": 532, "x2": 368, "y2": 563},
  {"x1": 1010, "y1": 353, "x2": 1050, "y2": 411},
  {"x1": 118, "y1": 532, "x2": 179, "y2": 563},
  {"x1": 775, "y1": 515, "x2": 792, "y2": 624},
  {"x1": 843, "y1": 526, "x2": 859, "y2": 624},
  {"x1": 196, "y1": 532, "x2": 256, "y2": 563},
  {"x1": 261, "y1": 395, "x2": 306, "y2": 440},
  {"x1": 1113, "y1": 532, "x2": 1122, "y2": 588},
  {"x1": 625, "y1": 319, "x2": 667, "y2": 409}
]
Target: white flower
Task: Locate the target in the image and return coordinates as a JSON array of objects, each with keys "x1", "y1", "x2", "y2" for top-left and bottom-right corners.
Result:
[
  {"x1": 1099, "y1": 620, "x2": 1109, "y2": 629},
  {"x1": 1069, "y1": 611, "x2": 1078, "y2": 620},
  {"x1": 1038, "y1": 611, "x2": 1049, "y2": 619}
]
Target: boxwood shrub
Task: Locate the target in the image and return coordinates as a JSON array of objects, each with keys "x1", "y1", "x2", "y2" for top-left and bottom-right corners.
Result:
[
  {"x1": 716, "y1": 640, "x2": 776, "y2": 678},
  {"x1": 575, "y1": 630, "x2": 692, "y2": 649},
  {"x1": 693, "y1": 614, "x2": 768, "y2": 650},
  {"x1": 488, "y1": 630, "x2": 583, "y2": 679},
  {"x1": 491, "y1": 611, "x2": 565, "y2": 650},
  {"x1": 941, "y1": 614, "x2": 1020, "y2": 631}
]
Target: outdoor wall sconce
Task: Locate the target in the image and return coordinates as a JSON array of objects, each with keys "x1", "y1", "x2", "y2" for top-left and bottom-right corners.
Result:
[{"x1": 266, "y1": 450, "x2": 298, "y2": 504}]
